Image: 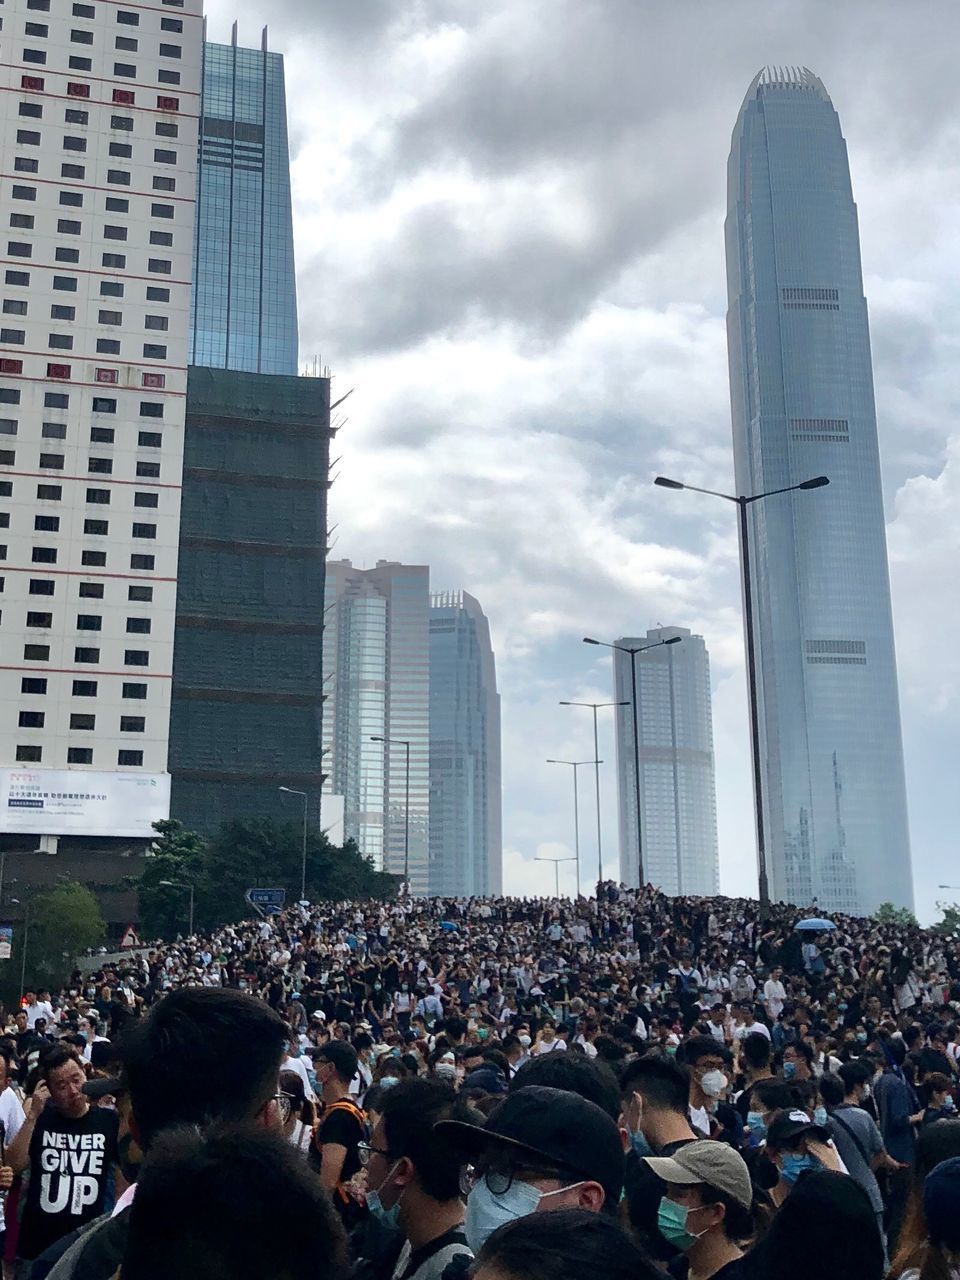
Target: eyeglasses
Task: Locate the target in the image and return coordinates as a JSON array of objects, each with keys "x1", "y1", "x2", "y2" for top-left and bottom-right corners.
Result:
[
  {"x1": 459, "y1": 1161, "x2": 568, "y2": 1199},
  {"x1": 357, "y1": 1141, "x2": 395, "y2": 1167},
  {"x1": 273, "y1": 1092, "x2": 296, "y2": 1125}
]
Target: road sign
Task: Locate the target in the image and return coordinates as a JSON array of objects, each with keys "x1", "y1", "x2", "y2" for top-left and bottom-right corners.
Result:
[
  {"x1": 0, "y1": 927, "x2": 12, "y2": 960},
  {"x1": 245, "y1": 887, "x2": 286, "y2": 916}
]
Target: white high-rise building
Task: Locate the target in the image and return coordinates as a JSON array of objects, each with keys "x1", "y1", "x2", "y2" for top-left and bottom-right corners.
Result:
[
  {"x1": 613, "y1": 627, "x2": 720, "y2": 896},
  {"x1": 0, "y1": 0, "x2": 202, "y2": 847},
  {"x1": 322, "y1": 560, "x2": 431, "y2": 893}
]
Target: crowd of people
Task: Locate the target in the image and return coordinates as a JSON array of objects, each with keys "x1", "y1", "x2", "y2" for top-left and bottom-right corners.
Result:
[{"x1": 0, "y1": 883, "x2": 957, "y2": 1280}]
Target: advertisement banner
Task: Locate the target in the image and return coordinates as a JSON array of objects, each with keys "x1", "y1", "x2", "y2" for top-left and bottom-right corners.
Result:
[
  {"x1": 0, "y1": 927, "x2": 12, "y2": 961},
  {"x1": 0, "y1": 769, "x2": 170, "y2": 838}
]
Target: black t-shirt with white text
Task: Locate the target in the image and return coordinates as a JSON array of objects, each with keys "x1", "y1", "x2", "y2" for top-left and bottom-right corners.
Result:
[{"x1": 18, "y1": 1104, "x2": 119, "y2": 1260}]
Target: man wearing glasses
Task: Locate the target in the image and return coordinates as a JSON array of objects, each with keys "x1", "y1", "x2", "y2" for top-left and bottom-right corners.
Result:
[
  {"x1": 357, "y1": 1079, "x2": 471, "y2": 1280},
  {"x1": 434, "y1": 1085, "x2": 624, "y2": 1253}
]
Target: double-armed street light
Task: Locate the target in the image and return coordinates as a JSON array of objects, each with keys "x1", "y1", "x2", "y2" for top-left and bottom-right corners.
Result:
[
  {"x1": 653, "y1": 472, "x2": 829, "y2": 916},
  {"x1": 581, "y1": 636, "x2": 683, "y2": 886},
  {"x1": 545, "y1": 758, "x2": 601, "y2": 898},
  {"x1": 278, "y1": 786, "x2": 309, "y2": 902},
  {"x1": 557, "y1": 701, "x2": 627, "y2": 892}
]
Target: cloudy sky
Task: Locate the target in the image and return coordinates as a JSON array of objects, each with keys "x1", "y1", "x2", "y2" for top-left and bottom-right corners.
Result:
[{"x1": 207, "y1": 0, "x2": 960, "y2": 922}]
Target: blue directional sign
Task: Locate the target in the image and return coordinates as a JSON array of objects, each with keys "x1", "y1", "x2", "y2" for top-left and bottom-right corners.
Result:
[{"x1": 245, "y1": 887, "x2": 286, "y2": 915}]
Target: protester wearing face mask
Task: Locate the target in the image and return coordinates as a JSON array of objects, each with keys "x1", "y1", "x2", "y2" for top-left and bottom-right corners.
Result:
[
  {"x1": 311, "y1": 1042, "x2": 367, "y2": 1222},
  {"x1": 643, "y1": 1140, "x2": 755, "y2": 1280},
  {"x1": 359, "y1": 1079, "x2": 472, "y2": 1280},
  {"x1": 435, "y1": 1085, "x2": 624, "y2": 1254},
  {"x1": 683, "y1": 1038, "x2": 740, "y2": 1148},
  {"x1": 619, "y1": 1056, "x2": 699, "y2": 1260},
  {"x1": 764, "y1": 1109, "x2": 846, "y2": 1205},
  {"x1": 780, "y1": 1042, "x2": 813, "y2": 1084}
]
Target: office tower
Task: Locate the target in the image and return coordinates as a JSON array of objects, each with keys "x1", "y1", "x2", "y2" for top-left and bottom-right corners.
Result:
[
  {"x1": 613, "y1": 628, "x2": 720, "y2": 895},
  {"x1": 323, "y1": 561, "x2": 430, "y2": 891},
  {"x1": 726, "y1": 67, "x2": 913, "y2": 914},
  {"x1": 0, "y1": 0, "x2": 202, "y2": 853},
  {"x1": 189, "y1": 27, "x2": 298, "y2": 375},
  {"x1": 168, "y1": 368, "x2": 330, "y2": 833},
  {"x1": 428, "y1": 591, "x2": 502, "y2": 896}
]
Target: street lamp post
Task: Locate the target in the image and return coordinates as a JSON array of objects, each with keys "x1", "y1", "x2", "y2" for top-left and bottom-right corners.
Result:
[
  {"x1": 582, "y1": 636, "x2": 682, "y2": 887},
  {"x1": 535, "y1": 854, "x2": 578, "y2": 898},
  {"x1": 10, "y1": 898, "x2": 32, "y2": 999},
  {"x1": 158, "y1": 880, "x2": 195, "y2": 936},
  {"x1": 654, "y1": 472, "x2": 829, "y2": 917},
  {"x1": 545, "y1": 759, "x2": 600, "y2": 898},
  {"x1": 371, "y1": 736, "x2": 411, "y2": 893},
  {"x1": 559, "y1": 701, "x2": 628, "y2": 895},
  {"x1": 278, "y1": 786, "x2": 309, "y2": 902}
]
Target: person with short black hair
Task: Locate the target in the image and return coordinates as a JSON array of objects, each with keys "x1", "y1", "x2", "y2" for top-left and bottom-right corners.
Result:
[
  {"x1": 312, "y1": 1040, "x2": 367, "y2": 1220},
  {"x1": 510, "y1": 1050, "x2": 620, "y2": 1120},
  {"x1": 472, "y1": 1209, "x2": 662, "y2": 1280},
  {"x1": 122, "y1": 1123, "x2": 348, "y2": 1280},
  {"x1": 362, "y1": 1079, "x2": 472, "y2": 1280},
  {"x1": 8, "y1": 1045, "x2": 118, "y2": 1265}
]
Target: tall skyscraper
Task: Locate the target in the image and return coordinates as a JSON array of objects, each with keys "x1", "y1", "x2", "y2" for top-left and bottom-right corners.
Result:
[
  {"x1": 189, "y1": 28, "x2": 298, "y2": 375},
  {"x1": 613, "y1": 628, "x2": 719, "y2": 895},
  {"x1": 1, "y1": 0, "x2": 202, "y2": 852},
  {"x1": 726, "y1": 67, "x2": 913, "y2": 914},
  {"x1": 168, "y1": 368, "x2": 330, "y2": 833},
  {"x1": 428, "y1": 591, "x2": 502, "y2": 896},
  {"x1": 323, "y1": 561, "x2": 430, "y2": 891}
]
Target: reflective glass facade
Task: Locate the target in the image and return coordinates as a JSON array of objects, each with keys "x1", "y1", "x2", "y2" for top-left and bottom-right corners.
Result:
[
  {"x1": 323, "y1": 562, "x2": 430, "y2": 891},
  {"x1": 726, "y1": 67, "x2": 913, "y2": 914},
  {"x1": 429, "y1": 592, "x2": 502, "y2": 896},
  {"x1": 190, "y1": 36, "x2": 299, "y2": 374},
  {"x1": 614, "y1": 628, "x2": 719, "y2": 895}
]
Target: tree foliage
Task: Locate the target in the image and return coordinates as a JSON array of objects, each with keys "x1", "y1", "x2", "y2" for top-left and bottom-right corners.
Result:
[
  {"x1": 935, "y1": 901, "x2": 960, "y2": 939},
  {"x1": 137, "y1": 817, "x2": 397, "y2": 940},
  {"x1": 6, "y1": 881, "x2": 105, "y2": 997},
  {"x1": 872, "y1": 902, "x2": 918, "y2": 928}
]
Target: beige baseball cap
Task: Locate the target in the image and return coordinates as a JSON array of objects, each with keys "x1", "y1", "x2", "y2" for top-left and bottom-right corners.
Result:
[{"x1": 644, "y1": 1139, "x2": 752, "y2": 1209}]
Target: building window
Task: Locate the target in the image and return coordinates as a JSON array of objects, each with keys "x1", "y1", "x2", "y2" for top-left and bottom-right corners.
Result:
[
  {"x1": 63, "y1": 136, "x2": 87, "y2": 152},
  {"x1": 142, "y1": 345, "x2": 166, "y2": 360},
  {"x1": 94, "y1": 366, "x2": 118, "y2": 381},
  {"x1": 126, "y1": 617, "x2": 150, "y2": 633},
  {"x1": 80, "y1": 550, "x2": 106, "y2": 565},
  {"x1": 136, "y1": 461, "x2": 160, "y2": 477},
  {"x1": 157, "y1": 70, "x2": 180, "y2": 86},
  {"x1": 103, "y1": 225, "x2": 127, "y2": 241},
  {"x1": 0, "y1": 360, "x2": 23, "y2": 375},
  {"x1": 113, "y1": 88, "x2": 135, "y2": 105},
  {"x1": 151, "y1": 203, "x2": 174, "y2": 219},
  {"x1": 72, "y1": 680, "x2": 98, "y2": 696},
  {"x1": 92, "y1": 397, "x2": 116, "y2": 413},
  {"x1": 59, "y1": 192, "x2": 83, "y2": 207},
  {"x1": 157, "y1": 95, "x2": 179, "y2": 111},
  {"x1": 19, "y1": 711, "x2": 45, "y2": 728},
  {"x1": 160, "y1": 16, "x2": 183, "y2": 31},
  {"x1": 155, "y1": 123, "x2": 178, "y2": 138},
  {"x1": 110, "y1": 115, "x2": 133, "y2": 131},
  {"x1": 153, "y1": 149, "x2": 176, "y2": 164},
  {"x1": 53, "y1": 277, "x2": 78, "y2": 292},
  {"x1": 14, "y1": 158, "x2": 39, "y2": 174},
  {"x1": 61, "y1": 164, "x2": 85, "y2": 179},
  {"x1": 76, "y1": 612, "x2": 102, "y2": 628},
  {"x1": 0, "y1": 330, "x2": 25, "y2": 345},
  {"x1": 21, "y1": 74, "x2": 45, "y2": 90},
  {"x1": 41, "y1": 423, "x2": 67, "y2": 438},
  {"x1": 68, "y1": 56, "x2": 93, "y2": 71},
  {"x1": 98, "y1": 310, "x2": 122, "y2": 325},
  {"x1": 32, "y1": 547, "x2": 57, "y2": 563},
  {"x1": 107, "y1": 170, "x2": 131, "y2": 185},
  {"x1": 22, "y1": 50, "x2": 47, "y2": 65},
  {"x1": 131, "y1": 523, "x2": 156, "y2": 539},
  {"x1": 149, "y1": 232, "x2": 172, "y2": 247},
  {"x1": 69, "y1": 717, "x2": 95, "y2": 734},
  {"x1": 16, "y1": 130, "x2": 41, "y2": 145},
  {"x1": 26, "y1": 611, "x2": 53, "y2": 627},
  {"x1": 128, "y1": 585, "x2": 152, "y2": 601},
  {"x1": 88, "y1": 457, "x2": 112, "y2": 473},
  {"x1": 46, "y1": 363, "x2": 71, "y2": 379},
  {"x1": 124, "y1": 650, "x2": 148, "y2": 665},
  {"x1": 116, "y1": 9, "x2": 139, "y2": 22},
  {"x1": 120, "y1": 716, "x2": 145, "y2": 732},
  {"x1": 153, "y1": 177, "x2": 175, "y2": 192},
  {"x1": 100, "y1": 280, "x2": 124, "y2": 296},
  {"x1": 118, "y1": 750, "x2": 143, "y2": 766},
  {"x1": 11, "y1": 214, "x2": 36, "y2": 231},
  {"x1": 141, "y1": 372, "x2": 165, "y2": 389},
  {"x1": 48, "y1": 332, "x2": 74, "y2": 347},
  {"x1": 36, "y1": 484, "x2": 61, "y2": 499},
  {"x1": 101, "y1": 254, "x2": 125, "y2": 268},
  {"x1": 73, "y1": 4, "x2": 96, "y2": 16},
  {"x1": 74, "y1": 648, "x2": 99, "y2": 663},
  {"x1": 16, "y1": 746, "x2": 42, "y2": 762},
  {"x1": 130, "y1": 554, "x2": 154, "y2": 570},
  {"x1": 83, "y1": 518, "x2": 108, "y2": 533},
  {"x1": 67, "y1": 748, "x2": 93, "y2": 764},
  {"x1": 145, "y1": 287, "x2": 170, "y2": 303},
  {"x1": 147, "y1": 259, "x2": 171, "y2": 274},
  {"x1": 7, "y1": 243, "x2": 32, "y2": 258},
  {"x1": 85, "y1": 490, "x2": 110, "y2": 505},
  {"x1": 140, "y1": 402, "x2": 163, "y2": 417},
  {"x1": 24, "y1": 644, "x2": 51, "y2": 660},
  {"x1": 144, "y1": 314, "x2": 168, "y2": 331},
  {"x1": 5, "y1": 273, "x2": 30, "y2": 287},
  {"x1": 67, "y1": 80, "x2": 91, "y2": 94},
  {"x1": 38, "y1": 452, "x2": 64, "y2": 468},
  {"x1": 90, "y1": 427, "x2": 114, "y2": 443},
  {"x1": 28, "y1": 579, "x2": 54, "y2": 595},
  {"x1": 58, "y1": 219, "x2": 82, "y2": 234},
  {"x1": 122, "y1": 682, "x2": 147, "y2": 699},
  {"x1": 96, "y1": 341, "x2": 120, "y2": 356},
  {"x1": 21, "y1": 677, "x2": 48, "y2": 694},
  {"x1": 12, "y1": 185, "x2": 37, "y2": 201},
  {"x1": 115, "y1": 35, "x2": 137, "y2": 51},
  {"x1": 35, "y1": 515, "x2": 59, "y2": 531},
  {"x1": 158, "y1": 43, "x2": 181, "y2": 57},
  {"x1": 18, "y1": 104, "x2": 43, "y2": 119},
  {"x1": 114, "y1": 63, "x2": 136, "y2": 77}
]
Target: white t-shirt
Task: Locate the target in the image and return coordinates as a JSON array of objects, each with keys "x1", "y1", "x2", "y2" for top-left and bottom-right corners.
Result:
[
  {"x1": 763, "y1": 979, "x2": 786, "y2": 1018},
  {"x1": 573, "y1": 1035, "x2": 598, "y2": 1059},
  {"x1": 533, "y1": 1037, "x2": 565, "y2": 1055},
  {"x1": 281, "y1": 1053, "x2": 316, "y2": 1102},
  {"x1": 0, "y1": 1086, "x2": 25, "y2": 1230},
  {"x1": 24, "y1": 1001, "x2": 53, "y2": 1030}
]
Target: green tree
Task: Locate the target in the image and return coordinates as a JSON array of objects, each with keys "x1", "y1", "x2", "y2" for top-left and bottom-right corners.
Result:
[
  {"x1": 935, "y1": 901, "x2": 960, "y2": 938},
  {"x1": 7, "y1": 881, "x2": 105, "y2": 997},
  {"x1": 137, "y1": 819, "x2": 207, "y2": 940},
  {"x1": 872, "y1": 902, "x2": 918, "y2": 928}
]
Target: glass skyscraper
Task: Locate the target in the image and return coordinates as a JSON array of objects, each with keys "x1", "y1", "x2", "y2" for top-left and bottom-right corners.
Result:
[
  {"x1": 322, "y1": 562, "x2": 431, "y2": 892},
  {"x1": 190, "y1": 28, "x2": 299, "y2": 374},
  {"x1": 725, "y1": 67, "x2": 913, "y2": 914},
  {"x1": 429, "y1": 592, "x2": 502, "y2": 896},
  {"x1": 613, "y1": 629, "x2": 720, "y2": 895}
]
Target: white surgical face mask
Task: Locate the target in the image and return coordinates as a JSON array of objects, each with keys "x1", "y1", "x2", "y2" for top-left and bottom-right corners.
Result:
[
  {"x1": 700, "y1": 1070, "x2": 728, "y2": 1099},
  {"x1": 465, "y1": 1179, "x2": 584, "y2": 1252}
]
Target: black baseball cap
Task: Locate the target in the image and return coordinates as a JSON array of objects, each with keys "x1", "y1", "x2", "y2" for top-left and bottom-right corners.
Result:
[
  {"x1": 767, "y1": 1108, "x2": 831, "y2": 1146},
  {"x1": 314, "y1": 1040, "x2": 358, "y2": 1082},
  {"x1": 435, "y1": 1084, "x2": 624, "y2": 1205}
]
